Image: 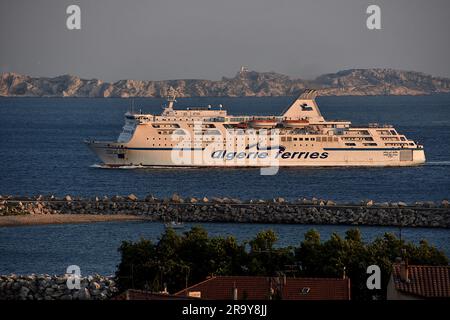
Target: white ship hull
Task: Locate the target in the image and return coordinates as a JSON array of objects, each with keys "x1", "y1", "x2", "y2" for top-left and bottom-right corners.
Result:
[{"x1": 87, "y1": 141, "x2": 426, "y2": 167}]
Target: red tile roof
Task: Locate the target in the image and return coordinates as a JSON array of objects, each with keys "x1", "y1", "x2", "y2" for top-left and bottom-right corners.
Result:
[
  {"x1": 112, "y1": 289, "x2": 199, "y2": 300},
  {"x1": 392, "y1": 264, "x2": 450, "y2": 298},
  {"x1": 174, "y1": 276, "x2": 351, "y2": 300}
]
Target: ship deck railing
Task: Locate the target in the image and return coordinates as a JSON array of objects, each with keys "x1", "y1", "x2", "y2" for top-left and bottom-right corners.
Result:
[{"x1": 350, "y1": 124, "x2": 394, "y2": 128}]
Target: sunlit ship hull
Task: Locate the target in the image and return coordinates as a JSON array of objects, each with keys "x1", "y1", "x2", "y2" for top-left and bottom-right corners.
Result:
[{"x1": 86, "y1": 142, "x2": 425, "y2": 167}]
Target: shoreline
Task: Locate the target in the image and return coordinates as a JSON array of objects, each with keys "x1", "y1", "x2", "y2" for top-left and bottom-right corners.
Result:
[
  {"x1": 1, "y1": 196, "x2": 449, "y2": 228},
  {"x1": 1, "y1": 215, "x2": 449, "y2": 230},
  {"x1": 0, "y1": 214, "x2": 147, "y2": 228}
]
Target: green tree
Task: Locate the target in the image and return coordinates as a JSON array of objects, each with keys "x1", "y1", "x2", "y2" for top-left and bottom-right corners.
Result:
[
  {"x1": 115, "y1": 226, "x2": 448, "y2": 300},
  {"x1": 247, "y1": 230, "x2": 295, "y2": 276}
]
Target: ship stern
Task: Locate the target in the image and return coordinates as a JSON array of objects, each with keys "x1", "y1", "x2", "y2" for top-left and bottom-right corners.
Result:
[{"x1": 413, "y1": 147, "x2": 426, "y2": 165}]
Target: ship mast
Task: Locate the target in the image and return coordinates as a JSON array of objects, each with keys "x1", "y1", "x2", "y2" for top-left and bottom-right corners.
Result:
[
  {"x1": 168, "y1": 87, "x2": 177, "y2": 109},
  {"x1": 163, "y1": 87, "x2": 177, "y2": 115}
]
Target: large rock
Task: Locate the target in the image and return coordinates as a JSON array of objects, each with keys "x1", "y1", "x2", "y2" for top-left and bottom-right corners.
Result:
[
  {"x1": 76, "y1": 288, "x2": 91, "y2": 300},
  {"x1": 274, "y1": 197, "x2": 285, "y2": 203},
  {"x1": 19, "y1": 286, "x2": 30, "y2": 299},
  {"x1": 424, "y1": 201, "x2": 436, "y2": 208},
  {"x1": 111, "y1": 195, "x2": 124, "y2": 202},
  {"x1": 189, "y1": 197, "x2": 198, "y2": 204},
  {"x1": 90, "y1": 282, "x2": 101, "y2": 290},
  {"x1": 171, "y1": 193, "x2": 181, "y2": 203},
  {"x1": 127, "y1": 194, "x2": 138, "y2": 201},
  {"x1": 212, "y1": 197, "x2": 224, "y2": 204},
  {"x1": 145, "y1": 194, "x2": 157, "y2": 202}
]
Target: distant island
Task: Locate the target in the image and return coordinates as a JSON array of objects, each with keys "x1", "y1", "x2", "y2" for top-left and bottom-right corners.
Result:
[{"x1": 1, "y1": 68, "x2": 450, "y2": 97}]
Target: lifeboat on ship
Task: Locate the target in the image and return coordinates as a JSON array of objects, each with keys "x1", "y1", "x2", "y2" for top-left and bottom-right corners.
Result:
[
  {"x1": 234, "y1": 122, "x2": 249, "y2": 129},
  {"x1": 282, "y1": 119, "x2": 309, "y2": 128},
  {"x1": 248, "y1": 119, "x2": 278, "y2": 129}
]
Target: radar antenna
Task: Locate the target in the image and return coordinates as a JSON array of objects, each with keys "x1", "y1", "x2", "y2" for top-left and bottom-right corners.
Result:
[
  {"x1": 166, "y1": 87, "x2": 177, "y2": 110},
  {"x1": 161, "y1": 87, "x2": 178, "y2": 115},
  {"x1": 130, "y1": 99, "x2": 135, "y2": 114}
]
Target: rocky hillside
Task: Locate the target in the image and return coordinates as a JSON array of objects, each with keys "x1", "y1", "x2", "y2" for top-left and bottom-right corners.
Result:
[{"x1": 1, "y1": 68, "x2": 450, "y2": 97}]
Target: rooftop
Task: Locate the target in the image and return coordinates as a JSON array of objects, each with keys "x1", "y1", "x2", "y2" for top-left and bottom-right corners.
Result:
[
  {"x1": 174, "y1": 276, "x2": 351, "y2": 300},
  {"x1": 392, "y1": 264, "x2": 450, "y2": 299},
  {"x1": 112, "y1": 289, "x2": 199, "y2": 300}
]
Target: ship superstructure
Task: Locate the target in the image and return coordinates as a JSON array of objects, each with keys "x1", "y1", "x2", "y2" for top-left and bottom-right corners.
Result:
[{"x1": 86, "y1": 89, "x2": 425, "y2": 167}]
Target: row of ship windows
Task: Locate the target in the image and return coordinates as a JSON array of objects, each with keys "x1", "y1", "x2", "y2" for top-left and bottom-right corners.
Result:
[
  {"x1": 157, "y1": 119, "x2": 212, "y2": 122},
  {"x1": 144, "y1": 142, "x2": 413, "y2": 147},
  {"x1": 381, "y1": 137, "x2": 400, "y2": 141},
  {"x1": 343, "y1": 137, "x2": 374, "y2": 141},
  {"x1": 144, "y1": 143, "x2": 323, "y2": 147},
  {"x1": 156, "y1": 130, "x2": 222, "y2": 135},
  {"x1": 386, "y1": 142, "x2": 415, "y2": 146},
  {"x1": 149, "y1": 123, "x2": 399, "y2": 134},
  {"x1": 376, "y1": 130, "x2": 397, "y2": 135},
  {"x1": 139, "y1": 141, "x2": 411, "y2": 147},
  {"x1": 345, "y1": 143, "x2": 378, "y2": 146},
  {"x1": 147, "y1": 137, "x2": 280, "y2": 141},
  {"x1": 147, "y1": 137, "x2": 335, "y2": 145},
  {"x1": 281, "y1": 136, "x2": 340, "y2": 142}
]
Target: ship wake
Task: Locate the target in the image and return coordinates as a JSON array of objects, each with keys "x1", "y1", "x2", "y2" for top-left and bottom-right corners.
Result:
[
  {"x1": 425, "y1": 161, "x2": 450, "y2": 166},
  {"x1": 90, "y1": 164, "x2": 197, "y2": 169},
  {"x1": 90, "y1": 164, "x2": 145, "y2": 169}
]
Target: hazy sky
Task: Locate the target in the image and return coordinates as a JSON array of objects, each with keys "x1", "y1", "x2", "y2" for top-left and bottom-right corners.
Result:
[{"x1": 1, "y1": 0, "x2": 449, "y2": 81}]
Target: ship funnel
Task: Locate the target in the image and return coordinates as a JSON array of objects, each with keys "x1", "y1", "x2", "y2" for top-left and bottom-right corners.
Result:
[{"x1": 281, "y1": 89, "x2": 323, "y2": 121}]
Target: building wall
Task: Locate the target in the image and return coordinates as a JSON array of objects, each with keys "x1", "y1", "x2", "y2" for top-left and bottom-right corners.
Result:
[{"x1": 386, "y1": 275, "x2": 421, "y2": 300}]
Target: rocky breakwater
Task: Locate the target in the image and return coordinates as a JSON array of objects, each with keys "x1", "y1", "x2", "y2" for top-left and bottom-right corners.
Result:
[
  {"x1": 0, "y1": 274, "x2": 118, "y2": 300},
  {"x1": 0, "y1": 194, "x2": 449, "y2": 228}
]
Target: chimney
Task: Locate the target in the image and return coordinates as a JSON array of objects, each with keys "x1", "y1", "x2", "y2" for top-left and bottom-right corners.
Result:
[{"x1": 399, "y1": 260, "x2": 409, "y2": 282}]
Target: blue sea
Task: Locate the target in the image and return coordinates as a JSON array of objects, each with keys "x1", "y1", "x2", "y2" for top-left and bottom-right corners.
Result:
[{"x1": 0, "y1": 95, "x2": 449, "y2": 274}]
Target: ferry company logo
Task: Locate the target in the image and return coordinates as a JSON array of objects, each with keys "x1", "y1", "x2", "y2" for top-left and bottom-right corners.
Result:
[
  {"x1": 169, "y1": 121, "x2": 329, "y2": 175},
  {"x1": 212, "y1": 143, "x2": 328, "y2": 161},
  {"x1": 245, "y1": 142, "x2": 286, "y2": 152},
  {"x1": 211, "y1": 143, "x2": 283, "y2": 161}
]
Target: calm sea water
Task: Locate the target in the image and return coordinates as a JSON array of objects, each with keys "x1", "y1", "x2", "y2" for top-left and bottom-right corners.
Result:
[
  {"x1": 0, "y1": 96, "x2": 449, "y2": 274},
  {"x1": 0, "y1": 95, "x2": 449, "y2": 202},
  {"x1": 0, "y1": 221, "x2": 449, "y2": 275}
]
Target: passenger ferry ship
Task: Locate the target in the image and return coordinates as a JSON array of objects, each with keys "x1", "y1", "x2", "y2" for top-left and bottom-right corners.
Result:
[{"x1": 86, "y1": 89, "x2": 425, "y2": 167}]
